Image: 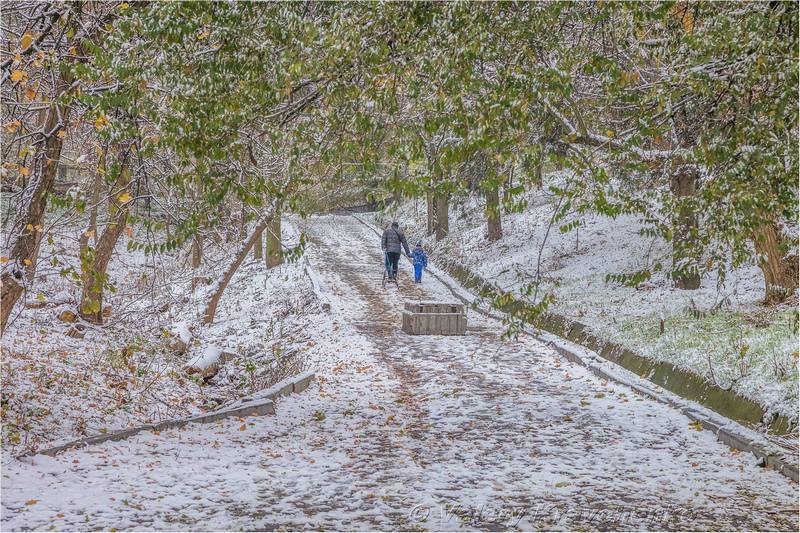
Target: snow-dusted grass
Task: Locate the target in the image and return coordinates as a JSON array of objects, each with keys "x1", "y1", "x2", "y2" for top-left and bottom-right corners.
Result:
[
  {"x1": 386, "y1": 179, "x2": 799, "y2": 424},
  {"x1": 1, "y1": 215, "x2": 323, "y2": 455}
]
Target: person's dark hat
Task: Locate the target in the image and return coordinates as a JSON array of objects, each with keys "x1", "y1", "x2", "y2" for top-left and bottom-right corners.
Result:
[{"x1": 391, "y1": 221, "x2": 399, "y2": 228}]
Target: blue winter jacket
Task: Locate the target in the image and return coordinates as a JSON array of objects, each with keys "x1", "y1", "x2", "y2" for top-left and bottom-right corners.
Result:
[{"x1": 411, "y1": 247, "x2": 428, "y2": 268}]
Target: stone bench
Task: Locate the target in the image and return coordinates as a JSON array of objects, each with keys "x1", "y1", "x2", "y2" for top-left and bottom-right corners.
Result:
[{"x1": 402, "y1": 301, "x2": 467, "y2": 335}]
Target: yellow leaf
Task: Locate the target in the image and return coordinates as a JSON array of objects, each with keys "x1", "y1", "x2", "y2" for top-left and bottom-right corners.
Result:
[
  {"x1": 57, "y1": 130, "x2": 66, "y2": 139},
  {"x1": 25, "y1": 499, "x2": 38, "y2": 506},
  {"x1": 94, "y1": 114, "x2": 110, "y2": 130},
  {"x1": 4, "y1": 120, "x2": 21, "y2": 133},
  {"x1": 125, "y1": 226, "x2": 133, "y2": 238},
  {"x1": 0, "y1": 256, "x2": 9, "y2": 264},
  {"x1": 26, "y1": 224, "x2": 33, "y2": 231},
  {"x1": 36, "y1": 292, "x2": 45, "y2": 301},
  {"x1": 25, "y1": 87, "x2": 36, "y2": 101},
  {"x1": 34, "y1": 225, "x2": 43, "y2": 232},
  {"x1": 605, "y1": 130, "x2": 615, "y2": 138},
  {"x1": 238, "y1": 424, "x2": 247, "y2": 431},
  {"x1": 23, "y1": 259, "x2": 32, "y2": 266},
  {"x1": 13, "y1": 53, "x2": 22, "y2": 65},
  {"x1": 197, "y1": 30, "x2": 210, "y2": 40},
  {"x1": 84, "y1": 229, "x2": 95, "y2": 238},
  {"x1": 10, "y1": 70, "x2": 26, "y2": 82},
  {"x1": 119, "y1": 2, "x2": 130, "y2": 10},
  {"x1": 117, "y1": 192, "x2": 133, "y2": 204},
  {"x1": 20, "y1": 33, "x2": 33, "y2": 51},
  {"x1": 19, "y1": 166, "x2": 31, "y2": 176}
]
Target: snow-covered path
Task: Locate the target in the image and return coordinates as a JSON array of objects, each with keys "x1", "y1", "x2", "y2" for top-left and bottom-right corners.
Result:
[{"x1": 2, "y1": 215, "x2": 797, "y2": 531}]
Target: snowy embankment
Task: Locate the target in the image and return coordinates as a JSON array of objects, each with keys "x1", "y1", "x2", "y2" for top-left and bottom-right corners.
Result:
[
  {"x1": 385, "y1": 181, "x2": 798, "y2": 425},
  {"x1": 1, "y1": 219, "x2": 324, "y2": 455}
]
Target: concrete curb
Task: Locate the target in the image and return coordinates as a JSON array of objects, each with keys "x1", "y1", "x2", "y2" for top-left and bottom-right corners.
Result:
[
  {"x1": 26, "y1": 371, "x2": 316, "y2": 458},
  {"x1": 303, "y1": 255, "x2": 331, "y2": 312},
  {"x1": 543, "y1": 334, "x2": 798, "y2": 483},
  {"x1": 350, "y1": 213, "x2": 799, "y2": 483}
]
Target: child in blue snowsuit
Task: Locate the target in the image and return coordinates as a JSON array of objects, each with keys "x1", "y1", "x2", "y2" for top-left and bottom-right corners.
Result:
[{"x1": 411, "y1": 242, "x2": 428, "y2": 283}]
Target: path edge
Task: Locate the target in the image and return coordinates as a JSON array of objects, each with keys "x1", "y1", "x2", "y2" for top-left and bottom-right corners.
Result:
[
  {"x1": 350, "y1": 212, "x2": 798, "y2": 483},
  {"x1": 23, "y1": 371, "x2": 316, "y2": 458}
]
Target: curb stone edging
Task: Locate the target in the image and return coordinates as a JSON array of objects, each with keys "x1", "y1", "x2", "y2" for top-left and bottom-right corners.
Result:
[
  {"x1": 25, "y1": 371, "x2": 316, "y2": 458},
  {"x1": 303, "y1": 255, "x2": 331, "y2": 312},
  {"x1": 543, "y1": 333, "x2": 799, "y2": 483},
  {"x1": 350, "y1": 213, "x2": 799, "y2": 483}
]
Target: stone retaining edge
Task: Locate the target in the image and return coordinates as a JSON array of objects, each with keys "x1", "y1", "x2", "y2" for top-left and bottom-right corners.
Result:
[
  {"x1": 350, "y1": 213, "x2": 799, "y2": 483},
  {"x1": 25, "y1": 371, "x2": 316, "y2": 458},
  {"x1": 303, "y1": 255, "x2": 331, "y2": 312}
]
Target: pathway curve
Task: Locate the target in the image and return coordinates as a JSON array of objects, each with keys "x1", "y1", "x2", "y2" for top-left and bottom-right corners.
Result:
[{"x1": 2, "y1": 215, "x2": 797, "y2": 531}]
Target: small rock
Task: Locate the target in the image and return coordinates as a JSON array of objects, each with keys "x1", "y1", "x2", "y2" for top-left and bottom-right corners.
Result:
[
  {"x1": 65, "y1": 326, "x2": 84, "y2": 339},
  {"x1": 58, "y1": 310, "x2": 77, "y2": 323}
]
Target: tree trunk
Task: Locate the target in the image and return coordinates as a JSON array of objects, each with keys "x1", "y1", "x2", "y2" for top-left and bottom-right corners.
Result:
[
  {"x1": 253, "y1": 227, "x2": 264, "y2": 260},
  {"x1": 670, "y1": 167, "x2": 700, "y2": 290},
  {"x1": 503, "y1": 163, "x2": 515, "y2": 212},
  {"x1": 266, "y1": 212, "x2": 282, "y2": 269},
  {"x1": 534, "y1": 145, "x2": 543, "y2": 190},
  {"x1": 190, "y1": 233, "x2": 204, "y2": 290},
  {"x1": 0, "y1": 94, "x2": 71, "y2": 332},
  {"x1": 434, "y1": 193, "x2": 449, "y2": 241},
  {"x1": 203, "y1": 211, "x2": 275, "y2": 324},
  {"x1": 189, "y1": 179, "x2": 204, "y2": 290},
  {"x1": 79, "y1": 149, "x2": 132, "y2": 324},
  {"x1": 486, "y1": 185, "x2": 502, "y2": 242},
  {"x1": 752, "y1": 222, "x2": 798, "y2": 304},
  {"x1": 79, "y1": 146, "x2": 105, "y2": 259},
  {"x1": 426, "y1": 190, "x2": 435, "y2": 236}
]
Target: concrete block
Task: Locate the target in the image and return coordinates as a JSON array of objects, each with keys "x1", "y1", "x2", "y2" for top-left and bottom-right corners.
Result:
[
  {"x1": 401, "y1": 309, "x2": 467, "y2": 336},
  {"x1": 716, "y1": 427, "x2": 754, "y2": 453},
  {"x1": 404, "y1": 301, "x2": 465, "y2": 314},
  {"x1": 766, "y1": 454, "x2": 799, "y2": 482},
  {"x1": 292, "y1": 370, "x2": 316, "y2": 393},
  {"x1": 188, "y1": 399, "x2": 275, "y2": 424}
]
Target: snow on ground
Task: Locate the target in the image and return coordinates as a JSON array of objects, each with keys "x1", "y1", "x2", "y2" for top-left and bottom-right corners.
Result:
[
  {"x1": 386, "y1": 180, "x2": 799, "y2": 424},
  {"x1": 2, "y1": 215, "x2": 797, "y2": 531},
  {"x1": 1, "y1": 219, "x2": 322, "y2": 455}
]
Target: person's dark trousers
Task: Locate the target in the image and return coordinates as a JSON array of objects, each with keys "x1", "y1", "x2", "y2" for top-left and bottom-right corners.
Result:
[
  {"x1": 387, "y1": 252, "x2": 401, "y2": 279},
  {"x1": 414, "y1": 263, "x2": 423, "y2": 283}
]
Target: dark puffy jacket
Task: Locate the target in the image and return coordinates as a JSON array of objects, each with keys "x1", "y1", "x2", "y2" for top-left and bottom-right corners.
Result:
[{"x1": 382, "y1": 227, "x2": 410, "y2": 255}]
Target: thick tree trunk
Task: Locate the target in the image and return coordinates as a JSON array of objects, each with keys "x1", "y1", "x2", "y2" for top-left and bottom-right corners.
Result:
[
  {"x1": 752, "y1": 222, "x2": 798, "y2": 304},
  {"x1": 79, "y1": 149, "x2": 132, "y2": 324},
  {"x1": 1, "y1": 96, "x2": 71, "y2": 332},
  {"x1": 434, "y1": 193, "x2": 449, "y2": 241},
  {"x1": 426, "y1": 190, "x2": 435, "y2": 236},
  {"x1": 486, "y1": 186, "x2": 502, "y2": 242},
  {"x1": 670, "y1": 167, "x2": 700, "y2": 290},
  {"x1": 266, "y1": 212, "x2": 282, "y2": 269},
  {"x1": 203, "y1": 211, "x2": 275, "y2": 324}
]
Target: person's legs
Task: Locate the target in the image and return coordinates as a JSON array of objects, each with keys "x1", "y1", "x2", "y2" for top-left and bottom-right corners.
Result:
[
  {"x1": 414, "y1": 263, "x2": 423, "y2": 282},
  {"x1": 387, "y1": 252, "x2": 400, "y2": 279}
]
